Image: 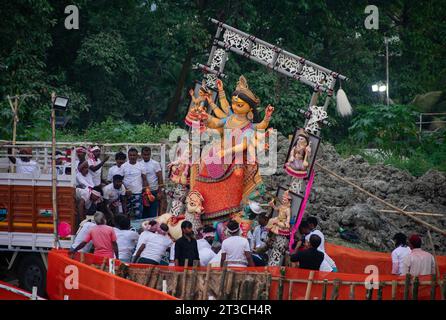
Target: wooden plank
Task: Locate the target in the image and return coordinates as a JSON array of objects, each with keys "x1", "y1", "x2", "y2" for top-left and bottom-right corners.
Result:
[
  {"x1": 171, "y1": 272, "x2": 180, "y2": 297},
  {"x1": 224, "y1": 270, "x2": 234, "y2": 300},
  {"x1": 391, "y1": 280, "x2": 397, "y2": 300},
  {"x1": 430, "y1": 274, "x2": 436, "y2": 300},
  {"x1": 144, "y1": 267, "x2": 153, "y2": 286},
  {"x1": 288, "y1": 279, "x2": 294, "y2": 301},
  {"x1": 377, "y1": 284, "x2": 383, "y2": 301},
  {"x1": 321, "y1": 279, "x2": 328, "y2": 300},
  {"x1": 188, "y1": 260, "x2": 199, "y2": 300},
  {"x1": 304, "y1": 271, "x2": 315, "y2": 300},
  {"x1": 218, "y1": 262, "x2": 228, "y2": 300},
  {"x1": 403, "y1": 274, "x2": 411, "y2": 300},
  {"x1": 180, "y1": 259, "x2": 189, "y2": 300},
  {"x1": 202, "y1": 264, "x2": 211, "y2": 300},
  {"x1": 277, "y1": 267, "x2": 286, "y2": 300},
  {"x1": 330, "y1": 279, "x2": 340, "y2": 300},
  {"x1": 349, "y1": 283, "x2": 355, "y2": 300},
  {"x1": 412, "y1": 276, "x2": 419, "y2": 300}
]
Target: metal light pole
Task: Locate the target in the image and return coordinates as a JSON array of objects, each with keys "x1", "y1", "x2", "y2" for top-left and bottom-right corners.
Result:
[
  {"x1": 385, "y1": 37, "x2": 390, "y2": 106},
  {"x1": 50, "y1": 92, "x2": 60, "y2": 249}
]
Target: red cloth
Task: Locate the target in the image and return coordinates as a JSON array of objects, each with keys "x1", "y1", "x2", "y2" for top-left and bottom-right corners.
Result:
[{"x1": 84, "y1": 225, "x2": 117, "y2": 258}]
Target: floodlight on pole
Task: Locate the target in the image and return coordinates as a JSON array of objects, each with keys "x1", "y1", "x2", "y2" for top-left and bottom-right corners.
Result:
[
  {"x1": 50, "y1": 93, "x2": 69, "y2": 249},
  {"x1": 379, "y1": 85, "x2": 387, "y2": 92},
  {"x1": 371, "y1": 84, "x2": 379, "y2": 92}
]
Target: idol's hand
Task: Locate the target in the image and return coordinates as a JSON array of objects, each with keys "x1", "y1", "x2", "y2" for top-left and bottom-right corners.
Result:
[
  {"x1": 189, "y1": 89, "x2": 195, "y2": 97},
  {"x1": 265, "y1": 105, "x2": 274, "y2": 118},
  {"x1": 216, "y1": 79, "x2": 224, "y2": 91}
]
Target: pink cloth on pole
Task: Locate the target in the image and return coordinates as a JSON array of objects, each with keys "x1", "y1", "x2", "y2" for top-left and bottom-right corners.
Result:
[{"x1": 289, "y1": 170, "x2": 315, "y2": 251}]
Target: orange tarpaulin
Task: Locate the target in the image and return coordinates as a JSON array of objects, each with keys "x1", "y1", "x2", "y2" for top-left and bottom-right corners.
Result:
[
  {"x1": 325, "y1": 242, "x2": 446, "y2": 275},
  {"x1": 46, "y1": 250, "x2": 177, "y2": 300}
]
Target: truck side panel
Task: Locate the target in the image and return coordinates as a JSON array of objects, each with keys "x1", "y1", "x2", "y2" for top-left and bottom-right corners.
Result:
[{"x1": 0, "y1": 185, "x2": 76, "y2": 235}]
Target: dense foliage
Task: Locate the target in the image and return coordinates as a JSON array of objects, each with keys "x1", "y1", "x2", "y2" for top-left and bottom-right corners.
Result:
[{"x1": 0, "y1": 1, "x2": 445, "y2": 175}]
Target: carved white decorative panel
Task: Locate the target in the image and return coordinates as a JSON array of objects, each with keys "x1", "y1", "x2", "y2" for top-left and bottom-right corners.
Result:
[
  {"x1": 251, "y1": 43, "x2": 275, "y2": 64},
  {"x1": 305, "y1": 105, "x2": 328, "y2": 135},
  {"x1": 301, "y1": 65, "x2": 334, "y2": 89},
  {"x1": 210, "y1": 48, "x2": 226, "y2": 70},
  {"x1": 276, "y1": 53, "x2": 302, "y2": 75},
  {"x1": 223, "y1": 30, "x2": 251, "y2": 52}
]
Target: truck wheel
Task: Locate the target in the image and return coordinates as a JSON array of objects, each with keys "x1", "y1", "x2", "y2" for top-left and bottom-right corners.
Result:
[{"x1": 18, "y1": 254, "x2": 47, "y2": 297}]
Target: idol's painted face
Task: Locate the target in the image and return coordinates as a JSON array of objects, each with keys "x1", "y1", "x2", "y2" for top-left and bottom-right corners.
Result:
[
  {"x1": 297, "y1": 136, "x2": 308, "y2": 146},
  {"x1": 231, "y1": 96, "x2": 251, "y2": 114}
]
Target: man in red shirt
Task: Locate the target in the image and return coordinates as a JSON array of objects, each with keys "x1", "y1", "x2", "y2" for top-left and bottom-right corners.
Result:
[{"x1": 70, "y1": 211, "x2": 119, "y2": 259}]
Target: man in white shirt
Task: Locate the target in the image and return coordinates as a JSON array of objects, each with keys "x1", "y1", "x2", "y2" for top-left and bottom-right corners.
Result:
[
  {"x1": 113, "y1": 214, "x2": 139, "y2": 262},
  {"x1": 103, "y1": 175, "x2": 127, "y2": 216},
  {"x1": 107, "y1": 152, "x2": 126, "y2": 182},
  {"x1": 88, "y1": 146, "x2": 109, "y2": 188},
  {"x1": 73, "y1": 147, "x2": 87, "y2": 173},
  {"x1": 121, "y1": 148, "x2": 148, "y2": 219},
  {"x1": 140, "y1": 146, "x2": 164, "y2": 218},
  {"x1": 401, "y1": 234, "x2": 435, "y2": 276},
  {"x1": 305, "y1": 217, "x2": 325, "y2": 253},
  {"x1": 76, "y1": 161, "x2": 95, "y2": 189},
  {"x1": 75, "y1": 188, "x2": 103, "y2": 221},
  {"x1": 133, "y1": 223, "x2": 173, "y2": 265},
  {"x1": 197, "y1": 226, "x2": 217, "y2": 266},
  {"x1": 71, "y1": 215, "x2": 96, "y2": 253},
  {"x1": 7, "y1": 147, "x2": 40, "y2": 176},
  {"x1": 391, "y1": 233, "x2": 411, "y2": 275},
  {"x1": 221, "y1": 220, "x2": 255, "y2": 267}
]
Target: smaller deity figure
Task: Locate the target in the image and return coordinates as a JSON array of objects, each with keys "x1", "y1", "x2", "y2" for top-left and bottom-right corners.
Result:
[
  {"x1": 284, "y1": 129, "x2": 312, "y2": 178},
  {"x1": 184, "y1": 190, "x2": 204, "y2": 234},
  {"x1": 156, "y1": 190, "x2": 205, "y2": 240},
  {"x1": 265, "y1": 190, "x2": 292, "y2": 266},
  {"x1": 266, "y1": 190, "x2": 291, "y2": 237},
  {"x1": 185, "y1": 81, "x2": 211, "y2": 131}
]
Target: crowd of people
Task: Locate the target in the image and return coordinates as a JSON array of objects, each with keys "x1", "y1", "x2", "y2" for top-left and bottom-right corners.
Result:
[{"x1": 3, "y1": 145, "x2": 438, "y2": 276}]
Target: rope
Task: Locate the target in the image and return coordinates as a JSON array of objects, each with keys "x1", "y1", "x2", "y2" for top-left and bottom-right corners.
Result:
[{"x1": 314, "y1": 162, "x2": 446, "y2": 237}]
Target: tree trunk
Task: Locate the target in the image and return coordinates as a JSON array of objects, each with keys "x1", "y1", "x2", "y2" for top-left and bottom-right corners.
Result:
[{"x1": 165, "y1": 50, "x2": 193, "y2": 122}]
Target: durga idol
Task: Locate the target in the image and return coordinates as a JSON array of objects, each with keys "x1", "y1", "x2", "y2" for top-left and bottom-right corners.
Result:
[{"x1": 187, "y1": 75, "x2": 274, "y2": 227}]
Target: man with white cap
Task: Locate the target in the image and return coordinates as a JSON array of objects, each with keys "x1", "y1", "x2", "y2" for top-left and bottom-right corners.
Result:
[
  {"x1": 220, "y1": 220, "x2": 255, "y2": 267},
  {"x1": 88, "y1": 146, "x2": 109, "y2": 188}
]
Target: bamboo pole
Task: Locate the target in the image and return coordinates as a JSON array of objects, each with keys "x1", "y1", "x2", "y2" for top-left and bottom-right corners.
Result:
[
  {"x1": 277, "y1": 267, "x2": 286, "y2": 300},
  {"x1": 330, "y1": 279, "x2": 340, "y2": 300},
  {"x1": 391, "y1": 280, "x2": 397, "y2": 300},
  {"x1": 304, "y1": 271, "x2": 315, "y2": 300},
  {"x1": 378, "y1": 209, "x2": 443, "y2": 217},
  {"x1": 430, "y1": 274, "x2": 436, "y2": 300},
  {"x1": 442, "y1": 275, "x2": 446, "y2": 300},
  {"x1": 149, "y1": 268, "x2": 159, "y2": 288},
  {"x1": 377, "y1": 284, "x2": 383, "y2": 301},
  {"x1": 403, "y1": 274, "x2": 411, "y2": 300},
  {"x1": 349, "y1": 283, "x2": 355, "y2": 300},
  {"x1": 322, "y1": 279, "x2": 328, "y2": 300},
  {"x1": 366, "y1": 285, "x2": 373, "y2": 300},
  {"x1": 202, "y1": 264, "x2": 211, "y2": 300},
  {"x1": 315, "y1": 162, "x2": 446, "y2": 236},
  {"x1": 188, "y1": 260, "x2": 199, "y2": 300},
  {"x1": 288, "y1": 277, "x2": 294, "y2": 300},
  {"x1": 50, "y1": 92, "x2": 60, "y2": 249},
  {"x1": 172, "y1": 271, "x2": 179, "y2": 297},
  {"x1": 412, "y1": 277, "x2": 419, "y2": 300},
  {"x1": 224, "y1": 270, "x2": 234, "y2": 300},
  {"x1": 265, "y1": 269, "x2": 272, "y2": 300},
  {"x1": 427, "y1": 230, "x2": 441, "y2": 280},
  {"x1": 218, "y1": 262, "x2": 228, "y2": 300}
]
